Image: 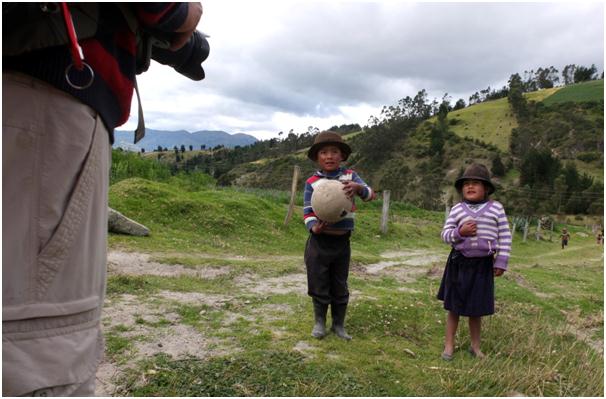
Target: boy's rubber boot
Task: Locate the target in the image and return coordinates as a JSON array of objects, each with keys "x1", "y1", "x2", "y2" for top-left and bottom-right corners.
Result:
[
  {"x1": 330, "y1": 303, "x2": 352, "y2": 340},
  {"x1": 311, "y1": 300, "x2": 328, "y2": 339}
]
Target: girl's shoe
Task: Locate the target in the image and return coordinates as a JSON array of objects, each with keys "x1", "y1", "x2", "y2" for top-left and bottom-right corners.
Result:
[{"x1": 441, "y1": 352, "x2": 453, "y2": 361}]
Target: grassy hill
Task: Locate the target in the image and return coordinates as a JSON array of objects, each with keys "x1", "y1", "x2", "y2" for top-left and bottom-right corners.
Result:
[
  {"x1": 108, "y1": 177, "x2": 441, "y2": 257},
  {"x1": 543, "y1": 80, "x2": 604, "y2": 105},
  {"x1": 446, "y1": 81, "x2": 603, "y2": 152},
  {"x1": 105, "y1": 176, "x2": 604, "y2": 396},
  {"x1": 448, "y1": 97, "x2": 517, "y2": 151}
]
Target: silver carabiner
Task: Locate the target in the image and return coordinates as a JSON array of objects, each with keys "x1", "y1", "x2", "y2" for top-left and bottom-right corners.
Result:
[{"x1": 65, "y1": 61, "x2": 94, "y2": 90}]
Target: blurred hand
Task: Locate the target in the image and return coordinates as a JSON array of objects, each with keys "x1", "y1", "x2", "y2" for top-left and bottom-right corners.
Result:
[
  {"x1": 312, "y1": 220, "x2": 329, "y2": 234},
  {"x1": 170, "y1": 2, "x2": 203, "y2": 50},
  {"x1": 459, "y1": 220, "x2": 477, "y2": 237},
  {"x1": 494, "y1": 268, "x2": 505, "y2": 277},
  {"x1": 342, "y1": 181, "x2": 361, "y2": 199}
]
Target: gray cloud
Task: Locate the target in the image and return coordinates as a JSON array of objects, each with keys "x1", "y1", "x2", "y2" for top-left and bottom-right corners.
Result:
[{"x1": 132, "y1": 2, "x2": 604, "y2": 137}]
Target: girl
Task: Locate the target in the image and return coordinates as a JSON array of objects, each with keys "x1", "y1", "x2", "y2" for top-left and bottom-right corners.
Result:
[{"x1": 438, "y1": 163, "x2": 511, "y2": 360}]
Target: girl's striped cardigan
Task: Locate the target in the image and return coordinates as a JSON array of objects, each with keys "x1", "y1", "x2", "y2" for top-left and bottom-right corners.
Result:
[{"x1": 441, "y1": 200, "x2": 512, "y2": 270}]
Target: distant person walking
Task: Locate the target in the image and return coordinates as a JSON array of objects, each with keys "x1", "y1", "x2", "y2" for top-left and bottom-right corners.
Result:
[
  {"x1": 438, "y1": 163, "x2": 511, "y2": 360},
  {"x1": 560, "y1": 228, "x2": 571, "y2": 249},
  {"x1": 596, "y1": 229, "x2": 603, "y2": 245}
]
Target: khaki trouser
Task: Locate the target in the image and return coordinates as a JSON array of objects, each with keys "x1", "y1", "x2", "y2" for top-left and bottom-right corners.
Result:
[{"x1": 2, "y1": 72, "x2": 110, "y2": 396}]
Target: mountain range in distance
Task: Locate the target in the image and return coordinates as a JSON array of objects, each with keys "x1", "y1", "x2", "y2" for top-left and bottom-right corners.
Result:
[{"x1": 113, "y1": 128, "x2": 258, "y2": 152}]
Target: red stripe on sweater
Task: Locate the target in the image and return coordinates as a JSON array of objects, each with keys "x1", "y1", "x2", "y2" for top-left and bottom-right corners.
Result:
[
  {"x1": 307, "y1": 175, "x2": 322, "y2": 184},
  {"x1": 81, "y1": 39, "x2": 134, "y2": 125},
  {"x1": 304, "y1": 211, "x2": 317, "y2": 220}
]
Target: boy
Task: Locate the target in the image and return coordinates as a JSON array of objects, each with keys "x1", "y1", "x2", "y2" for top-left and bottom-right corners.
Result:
[
  {"x1": 303, "y1": 131, "x2": 375, "y2": 340},
  {"x1": 560, "y1": 228, "x2": 570, "y2": 249}
]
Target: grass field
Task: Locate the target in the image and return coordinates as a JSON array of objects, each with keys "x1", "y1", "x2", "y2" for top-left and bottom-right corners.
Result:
[
  {"x1": 102, "y1": 178, "x2": 604, "y2": 396},
  {"x1": 448, "y1": 97, "x2": 517, "y2": 151},
  {"x1": 445, "y1": 81, "x2": 602, "y2": 151},
  {"x1": 543, "y1": 80, "x2": 604, "y2": 105}
]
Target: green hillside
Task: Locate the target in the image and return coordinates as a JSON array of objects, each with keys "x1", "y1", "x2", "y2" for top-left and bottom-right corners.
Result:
[
  {"x1": 543, "y1": 80, "x2": 604, "y2": 105},
  {"x1": 108, "y1": 177, "x2": 441, "y2": 256},
  {"x1": 448, "y1": 97, "x2": 517, "y2": 151},
  {"x1": 447, "y1": 82, "x2": 603, "y2": 151},
  {"x1": 446, "y1": 86, "x2": 568, "y2": 152}
]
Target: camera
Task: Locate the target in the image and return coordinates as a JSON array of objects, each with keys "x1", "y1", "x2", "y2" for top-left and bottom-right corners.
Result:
[{"x1": 136, "y1": 30, "x2": 210, "y2": 81}]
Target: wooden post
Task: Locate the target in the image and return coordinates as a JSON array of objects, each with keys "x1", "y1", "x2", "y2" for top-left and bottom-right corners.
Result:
[
  {"x1": 535, "y1": 218, "x2": 541, "y2": 240},
  {"x1": 523, "y1": 217, "x2": 529, "y2": 242},
  {"x1": 549, "y1": 219, "x2": 554, "y2": 242},
  {"x1": 283, "y1": 165, "x2": 300, "y2": 226},
  {"x1": 380, "y1": 190, "x2": 391, "y2": 234}
]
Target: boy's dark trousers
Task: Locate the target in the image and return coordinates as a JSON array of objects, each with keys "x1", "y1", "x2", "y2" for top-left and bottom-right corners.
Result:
[
  {"x1": 304, "y1": 232, "x2": 351, "y2": 305},
  {"x1": 305, "y1": 231, "x2": 353, "y2": 339}
]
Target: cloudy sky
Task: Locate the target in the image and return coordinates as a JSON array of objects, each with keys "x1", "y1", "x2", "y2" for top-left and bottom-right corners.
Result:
[{"x1": 123, "y1": 1, "x2": 604, "y2": 140}]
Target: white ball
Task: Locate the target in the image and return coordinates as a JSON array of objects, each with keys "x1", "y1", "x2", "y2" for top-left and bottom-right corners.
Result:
[{"x1": 311, "y1": 179, "x2": 353, "y2": 223}]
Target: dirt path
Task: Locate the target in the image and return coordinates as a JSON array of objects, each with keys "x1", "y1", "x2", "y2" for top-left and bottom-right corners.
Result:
[
  {"x1": 96, "y1": 246, "x2": 603, "y2": 395},
  {"x1": 96, "y1": 248, "x2": 443, "y2": 395}
]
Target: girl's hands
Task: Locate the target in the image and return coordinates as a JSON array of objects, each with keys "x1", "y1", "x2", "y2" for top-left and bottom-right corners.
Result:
[
  {"x1": 342, "y1": 181, "x2": 361, "y2": 199},
  {"x1": 459, "y1": 220, "x2": 477, "y2": 237},
  {"x1": 494, "y1": 268, "x2": 505, "y2": 277},
  {"x1": 311, "y1": 220, "x2": 329, "y2": 234}
]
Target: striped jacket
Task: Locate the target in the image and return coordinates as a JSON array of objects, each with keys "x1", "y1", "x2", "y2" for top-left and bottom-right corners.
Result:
[
  {"x1": 4, "y1": 3, "x2": 190, "y2": 142},
  {"x1": 441, "y1": 200, "x2": 512, "y2": 270},
  {"x1": 303, "y1": 168, "x2": 374, "y2": 232}
]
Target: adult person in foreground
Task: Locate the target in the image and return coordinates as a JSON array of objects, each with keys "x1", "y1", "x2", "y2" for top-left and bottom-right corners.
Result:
[{"x1": 3, "y1": 3, "x2": 204, "y2": 396}]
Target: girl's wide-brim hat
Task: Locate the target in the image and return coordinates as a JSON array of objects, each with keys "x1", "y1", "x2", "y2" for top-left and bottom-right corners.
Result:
[
  {"x1": 307, "y1": 131, "x2": 352, "y2": 161},
  {"x1": 455, "y1": 163, "x2": 495, "y2": 195}
]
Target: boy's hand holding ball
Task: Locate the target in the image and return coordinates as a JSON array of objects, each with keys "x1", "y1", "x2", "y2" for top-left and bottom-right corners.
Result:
[
  {"x1": 312, "y1": 221, "x2": 329, "y2": 234},
  {"x1": 342, "y1": 181, "x2": 362, "y2": 199}
]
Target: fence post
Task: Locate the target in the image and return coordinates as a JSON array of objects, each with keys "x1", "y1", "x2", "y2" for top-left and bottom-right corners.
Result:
[
  {"x1": 535, "y1": 218, "x2": 541, "y2": 240},
  {"x1": 283, "y1": 165, "x2": 300, "y2": 226},
  {"x1": 380, "y1": 190, "x2": 391, "y2": 234},
  {"x1": 523, "y1": 217, "x2": 529, "y2": 242}
]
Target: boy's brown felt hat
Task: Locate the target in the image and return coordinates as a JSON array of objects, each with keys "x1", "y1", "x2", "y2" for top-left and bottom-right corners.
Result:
[
  {"x1": 455, "y1": 163, "x2": 495, "y2": 195},
  {"x1": 307, "y1": 131, "x2": 352, "y2": 161}
]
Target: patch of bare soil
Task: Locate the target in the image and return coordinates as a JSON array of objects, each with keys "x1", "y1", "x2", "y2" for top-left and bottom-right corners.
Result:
[
  {"x1": 97, "y1": 292, "x2": 241, "y2": 396},
  {"x1": 561, "y1": 307, "x2": 604, "y2": 354},
  {"x1": 293, "y1": 340, "x2": 318, "y2": 358},
  {"x1": 157, "y1": 290, "x2": 234, "y2": 307},
  {"x1": 234, "y1": 272, "x2": 307, "y2": 295},
  {"x1": 362, "y1": 250, "x2": 444, "y2": 282},
  {"x1": 99, "y1": 249, "x2": 302, "y2": 396},
  {"x1": 108, "y1": 250, "x2": 231, "y2": 278},
  {"x1": 381, "y1": 250, "x2": 438, "y2": 259}
]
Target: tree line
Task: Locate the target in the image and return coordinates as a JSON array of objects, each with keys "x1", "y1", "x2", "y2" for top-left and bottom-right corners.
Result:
[{"x1": 128, "y1": 63, "x2": 602, "y2": 216}]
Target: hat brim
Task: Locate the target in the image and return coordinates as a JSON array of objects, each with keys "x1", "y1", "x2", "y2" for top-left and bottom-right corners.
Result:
[
  {"x1": 455, "y1": 176, "x2": 495, "y2": 195},
  {"x1": 307, "y1": 141, "x2": 352, "y2": 161}
]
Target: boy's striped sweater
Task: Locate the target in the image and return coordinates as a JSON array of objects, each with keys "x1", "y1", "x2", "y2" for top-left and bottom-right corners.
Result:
[
  {"x1": 441, "y1": 200, "x2": 512, "y2": 270},
  {"x1": 303, "y1": 168, "x2": 373, "y2": 232}
]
